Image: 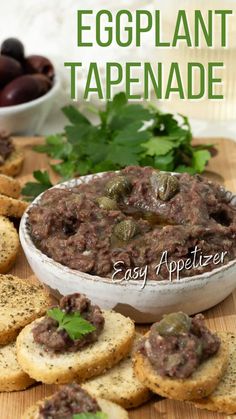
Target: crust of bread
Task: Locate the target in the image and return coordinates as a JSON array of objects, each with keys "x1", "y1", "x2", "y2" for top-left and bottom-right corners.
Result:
[
  {"x1": 0, "y1": 194, "x2": 28, "y2": 217},
  {"x1": 0, "y1": 274, "x2": 50, "y2": 345},
  {"x1": 83, "y1": 334, "x2": 151, "y2": 409},
  {"x1": 193, "y1": 332, "x2": 236, "y2": 414},
  {"x1": 0, "y1": 174, "x2": 21, "y2": 198},
  {"x1": 0, "y1": 217, "x2": 19, "y2": 273},
  {"x1": 21, "y1": 396, "x2": 129, "y2": 419},
  {"x1": 0, "y1": 150, "x2": 24, "y2": 177},
  {"x1": 16, "y1": 311, "x2": 135, "y2": 385},
  {"x1": 0, "y1": 341, "x2": 34, "y2": 392},
  {"x1": 133, "y1": 333, "x2": 229, "y2": 401}
]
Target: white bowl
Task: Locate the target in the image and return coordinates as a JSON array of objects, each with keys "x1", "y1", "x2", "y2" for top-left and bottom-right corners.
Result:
[
  {"x1": 0, "y1": 77, "x2": 60, "y2": 135},
  {"x1": 20, "y1": 174, "x2": 236, "y2": 323}
]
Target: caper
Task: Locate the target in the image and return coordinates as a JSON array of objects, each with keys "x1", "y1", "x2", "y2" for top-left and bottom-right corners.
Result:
[
  {"x1": 150, "y1": 173, "x2": 179, "y2": 201},
  {"x1": 96, "y1": 196, "x2": 118, "y2": 211},
  {"x1": 113, "y1": 219, "x2": 139, "y2": 241},
  {"x1": 156, "y1": 312, "x2": 191, "y2": 337},
  {"x1": 105, "y1": 176, "x2": 132, "y2": 199}
]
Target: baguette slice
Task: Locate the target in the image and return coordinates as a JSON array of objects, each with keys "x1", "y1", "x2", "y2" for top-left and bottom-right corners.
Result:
[
  {"x1": 0, "y1": 341, "x2": 35, "y2": 392},
  {"x1": 133, "y1": 332, "x2": 229, "y2": 401},
  {"x1": 0, "y1": 150, "x2": 24, "y2": 177},
  {"x1": 0, "y1": 274, "x2": 50, "y2": 345},
  {"x1": 0, "y1": 174, "x2": 21, "y2": 198},
  {"x1": 193, "y1": 332, "x2": 236, "y2": 414},
  {"x1": 22, "y1": 397, "x2": 129, "y2": 419},
  {"x1": 0, "y1": 216, "x2": 19, "y2": 273},
  {"x1": 0, "y1": 195, "x2": 28, "y2": 217},
  {"x1": 83, "y1": 334, "x2": 151, "y2": 409},
  {"x1": 17, "y1": 311, "x2": 135, "y2": 385}
]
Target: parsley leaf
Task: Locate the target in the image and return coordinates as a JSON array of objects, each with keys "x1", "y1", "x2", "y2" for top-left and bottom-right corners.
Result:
[
  {"x1": 22, "y1": 170, "x2": 53, "y2": 201},
  {"x1": 192, "y1": 150, "x2": 211, "y2": 173},
  {"x1": 47, "y1": 308, "x2": 96, "y2": 341},
  {"x1": 73, "y1": 413, "x2": 108, "y2": 419}
]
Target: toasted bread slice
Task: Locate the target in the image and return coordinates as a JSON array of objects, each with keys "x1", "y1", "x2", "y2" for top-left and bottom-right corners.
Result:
[
  {"x1": 17, "y1": 311, "x2": 135, "y2": 385},
  {"x1": 0, "y1": 150, "x2": 24, "y2": 177},
  {"x1": 133, "y1": 332, "x2": 229, "y2": 401},
  {"x1": 0, "y1": 195, "x2": 28, "y2": 217},
  {"x1": 0, "y1": 174, "x2": 21, "y2": 198},
  {"x1": 0, "y1": 341, "x2": 35, "y2": 392},
  {"x1": 22, "y1": 396, "x2": 129, "y2": 419},
  {"x1": 83, "y1": 333, "x2": 151, "y2": 409},
  {"x1": 0, "y1": 216, "x2": 19, "y2": 273},
  {"x1": 0, "y1": 274, "x2": 50, "y2": 345},
  {"x1": 193, "y1": 332, "x2": 236, "y2": 414}
]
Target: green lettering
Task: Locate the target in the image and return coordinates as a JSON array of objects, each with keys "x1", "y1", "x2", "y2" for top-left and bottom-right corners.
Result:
[
  {"x1": 96, "y1": 10, "x2": 113, "y2": 47},
  {"x1": 84, "y1": 63, "x2": 103, "y2": 100},
  {"x1": 106, "y1": 63, "x2": 123, "y2": 100},
  {"x1": 208, "y1": 62, "x2": 224, "y2": 99},
  {"x1": 195, "y1": 10, "x2": 213, "y2": 47},
  {"x1": 155, "y1": 11, "x2": 171, "y2": 47},
  {"x1": 144, "y1": 63, "x2": 162, "y2": 100},
  {"x1": 77, "y1": 10, "x2": 93, "y2": 47},
  {"x1": 136, "y1": 11, "x2": 152, "y2": 47},
  {"x1": 126, "y1": 63, "x2": 142, "y2": 100},
  {"x1": 215, "y1": 10, "x2": 233, "y2": 47},
  {"x1": 188, "y1": 63, "x2": 205, "y2": 99},
  {"x1": 116, "y1": 11, "x2": 132, "y2": 47},
  {"x1": 165, "y1": 63, "x2": 185, "y2": 99},
  {"x1": 64, "y1": 62, "x2": 82, "y2": 100},
  {"x1": 172, "y1": 11, "x2": 192, "y2": 47}
]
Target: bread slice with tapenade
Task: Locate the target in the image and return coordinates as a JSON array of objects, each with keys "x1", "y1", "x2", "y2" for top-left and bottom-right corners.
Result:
[
  {"x1": 0, "y1": 194, "x2": 28, "y2": 217},
  {"x1": 193, "y1": 332, "x2": 236, "y2": 414},
  {"x1": 0, "y1": 174, "x2": 21, "y2": 198},
  {"x1": 16, "y1": 310, "x2": 135, "y2": 384},
  {"x1": 0, "y1": 150, "x2": 24, "y2": 177},
  {"x1": 133, "y1": 313, "x2": 229, "y2": 401},
  {"x1": 0, "y1": 341, "x2": 35, "y2": 392},
  {"x1": 83, "y1": 333, "x2": 151, "y2": 409},
  {"x1": 22, "y1": 385, "x2": 129, "y2": 419},
  {"x1": 0, "y1": 216, "x2": 19, "y2": 273},
  {"x1": 0, "y1": 274, "x2": 50, "y2": 345}
]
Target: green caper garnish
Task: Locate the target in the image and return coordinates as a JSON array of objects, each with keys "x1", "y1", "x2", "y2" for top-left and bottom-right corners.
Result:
[
  {"x1": 156, "y1": 312, "x2": 191, "y2": 337},
  {"x1": 96, "y1": 196, "x2": 118, "y2": 211},
  {"x1": 150, "y1": 173, "x2": 179, "y2": 201},
  {"x1": 105, "y1": 176, "x2": 132, "y2": 199},
  {"x1": 113, "y1": 219, "x2": 139, "y2": 241}
]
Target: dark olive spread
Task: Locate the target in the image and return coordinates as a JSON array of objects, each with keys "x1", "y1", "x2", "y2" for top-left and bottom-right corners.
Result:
[
  {"x1": 138, "y1": 312, "x2": 220, "y2": 379},
  {"x1": 38, "y1": 383, "x2": 101, "y2": 419},
  {"x1": 28, "y1": 166, "x2": 236, "y2": 280},
  {"x1": 0, "y1": 132, "x2": 14, "y2": 165},
  {"x1": 33, "y1": 293, "x2": 104, "y2": 353}
]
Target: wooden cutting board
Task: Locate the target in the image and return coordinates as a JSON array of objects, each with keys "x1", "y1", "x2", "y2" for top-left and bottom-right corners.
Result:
[{"x1": 0, "y1": 137, "x2": 236, "y2": 419}]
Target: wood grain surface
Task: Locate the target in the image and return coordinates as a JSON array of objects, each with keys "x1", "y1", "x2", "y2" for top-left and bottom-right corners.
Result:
[{"x1": 0, "y1": 137, "x2": 235, "y2": 419}]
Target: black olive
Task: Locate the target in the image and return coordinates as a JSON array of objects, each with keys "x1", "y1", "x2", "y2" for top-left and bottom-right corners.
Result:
[
  {"x1": 1, "y1": 38, "x2": 25, "y2": 62},
  {"x1": 25, "y1": 55, "x2": 55, "y2": 81}
]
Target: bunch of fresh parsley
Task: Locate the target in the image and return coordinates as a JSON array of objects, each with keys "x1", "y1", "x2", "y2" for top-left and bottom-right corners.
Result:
[{"x1": 22, "y1": 92, "x2": 213, "y2": 200}]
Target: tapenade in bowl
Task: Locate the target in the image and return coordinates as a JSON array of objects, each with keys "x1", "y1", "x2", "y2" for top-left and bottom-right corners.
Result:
[{"x1": 20, "y1": 167, "x2": 236, "y2": 322}]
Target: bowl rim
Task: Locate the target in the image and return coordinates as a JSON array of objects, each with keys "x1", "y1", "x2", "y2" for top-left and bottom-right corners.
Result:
[
  {"x1": 0, "y1": 76, "x2": 60, "y2": 114},
  {"x1": 20, "y1": 172, "x2": 236, "y2": 289}
]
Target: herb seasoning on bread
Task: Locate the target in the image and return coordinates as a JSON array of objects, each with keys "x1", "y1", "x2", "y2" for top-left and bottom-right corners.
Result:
[{"x1": 16, "y1": 293, "x2": 135, "y2": 384}]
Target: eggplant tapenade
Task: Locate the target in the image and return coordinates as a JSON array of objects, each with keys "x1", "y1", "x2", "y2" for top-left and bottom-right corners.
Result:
[
  {"x1": 0, "y1": 131, "x2": 14, "y2": 165},
  {"x1": 33, "y1": 293, "x2": 104, "y2": 353},
  {"x1": 38, "y1": 383, "x2": 101, "y2": 419},
  {"x1": 138, "y1": 312, "x2": 220, "y2": 379},
  {"x1": 28, "y1": 166, "x2": 236, "y2": 280}
]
